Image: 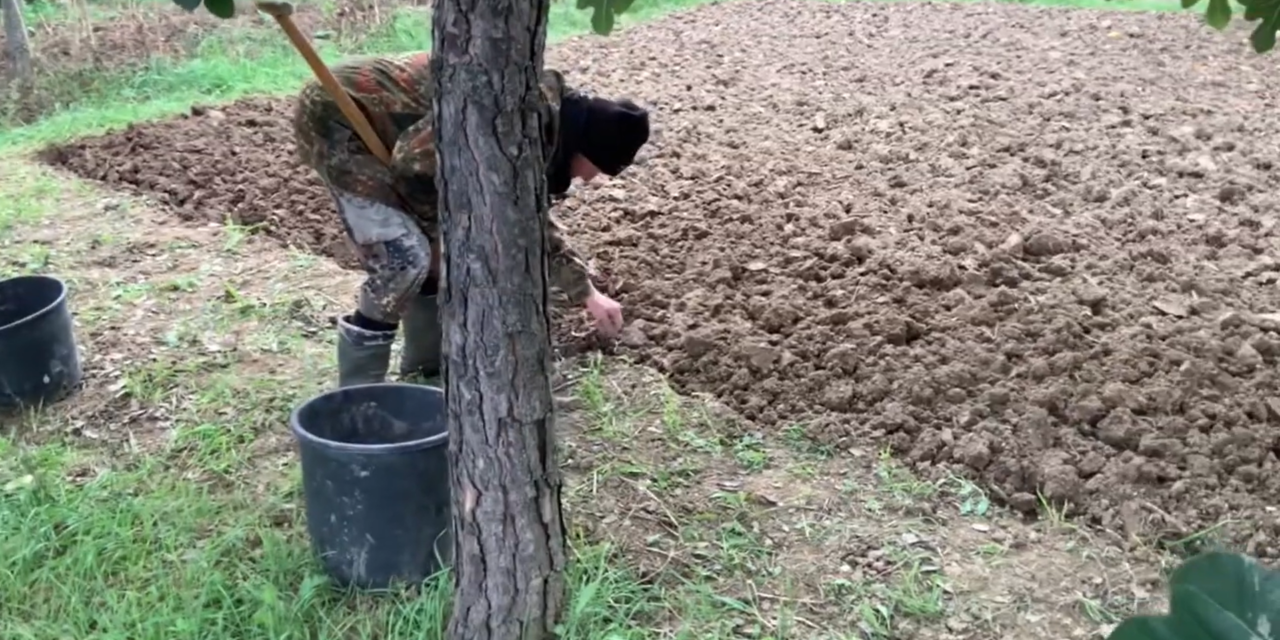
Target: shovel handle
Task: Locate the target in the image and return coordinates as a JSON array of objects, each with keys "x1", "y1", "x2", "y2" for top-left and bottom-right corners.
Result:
[
  {"x1": 255, "y1": 1, "x2": 439, "y2": 278},
  {"x1": 256, "y1": 0, "x2": 392, "y2": 165}
]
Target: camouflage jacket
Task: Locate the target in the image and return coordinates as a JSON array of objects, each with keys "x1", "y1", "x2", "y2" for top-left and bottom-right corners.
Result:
[{"x1": 293, "y1": 52, "x2": 596, "y2": 305}]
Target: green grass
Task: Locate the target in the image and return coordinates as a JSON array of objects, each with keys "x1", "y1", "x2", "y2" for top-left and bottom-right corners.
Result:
[
  {"x1": 0, "y1": 0, "x2": 715, "y2": 151},
  {"x1": 1, "y1": 443, "x2": 668, "y2": 639},
  {"x1": 2, "y1": 139, "x2": 876, "y2": 637},
  {"x1": 0, "y1": 159, "x2": 692, "y2": 639}
]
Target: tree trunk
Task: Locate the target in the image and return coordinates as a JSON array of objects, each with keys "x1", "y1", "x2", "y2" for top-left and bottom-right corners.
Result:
[
  {"x1": 430, "y1": 0, "x2": 566, "y2": 637},
  {"x1": 2, "y1": 0, "x2": 32, "y2": 84}
]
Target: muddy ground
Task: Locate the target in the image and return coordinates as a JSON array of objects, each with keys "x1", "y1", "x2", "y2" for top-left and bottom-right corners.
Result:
[{"x1": 45, "y1": 0, "x2": 1280, "y2": 555}]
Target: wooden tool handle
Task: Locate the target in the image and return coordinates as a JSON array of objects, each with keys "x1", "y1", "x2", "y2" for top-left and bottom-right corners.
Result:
[
  {"x1": 255, "y1": 0, "x2": 293, "y2": 17},
  {"x1": 256, "y1": 0, "x2": 438, "y2": 279},
  {"x1": 257, "y1": 1, "x2": 392, "y2": 165}
]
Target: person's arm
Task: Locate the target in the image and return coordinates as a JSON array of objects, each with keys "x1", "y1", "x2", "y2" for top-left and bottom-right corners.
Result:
[
  {"x1": 389, "y1": 117, "x2": 436, "y2": 178},
  {"x1": 386, "y1": 112, "x2": 594, "y2": 305},
  {"x1": 386, "y1": 115, "x2": 442, "y2": 281},
  {"x1": 535, "y1": 69, "x2": 597, "y2": 304},
  {"x1": 546, "y1": 213, "x2": 596, "y2": 306}
]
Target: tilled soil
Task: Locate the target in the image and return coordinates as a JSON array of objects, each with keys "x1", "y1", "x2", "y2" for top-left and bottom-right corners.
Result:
[
  {"x1": 46, "y1": 97, "x2": 364, "y2": 267},
  {"x1": 46, "y1": 0, "x2": 1280, "y2": 554}
]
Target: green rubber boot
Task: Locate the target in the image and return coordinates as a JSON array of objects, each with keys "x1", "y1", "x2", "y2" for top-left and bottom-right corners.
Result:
[
  {"x1": 336, "y1": 314, "x2": 395, "y2": 388},
  {"x1": 399, "y1": 294, "x2": 443, "y2": 385}
]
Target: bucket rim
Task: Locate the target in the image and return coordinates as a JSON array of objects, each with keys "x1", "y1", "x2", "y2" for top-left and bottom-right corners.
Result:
[
  {"x1": 0, "y1": 274, "x2": 68, "y2": 334},
  {"x1": 289, "y1": 382, "x2": 449, "y2": 453}
]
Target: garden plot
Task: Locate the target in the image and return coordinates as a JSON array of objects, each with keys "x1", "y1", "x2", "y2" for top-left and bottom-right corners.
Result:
[{"x1": 45, "y1": 0, "x2": 1280, "y2": 558}]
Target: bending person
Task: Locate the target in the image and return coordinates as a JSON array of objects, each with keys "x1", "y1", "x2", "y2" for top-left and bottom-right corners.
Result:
[{"x1": 292, "y1": 52, "x2": 651, "y2": 387}]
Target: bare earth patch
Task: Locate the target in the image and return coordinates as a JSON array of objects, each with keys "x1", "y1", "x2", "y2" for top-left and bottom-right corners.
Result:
[{"x1": 43, "y1": 0, "x2": 1280, "y2": 561}]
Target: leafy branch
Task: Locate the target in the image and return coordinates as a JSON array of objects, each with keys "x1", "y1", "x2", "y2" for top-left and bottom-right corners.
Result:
[
  {"x1": 576, "y1": 0, "x2": 634, "y2": 35},
  {"x1": 1185, "y1": 0, "x2": 1280, "y2": 53}
]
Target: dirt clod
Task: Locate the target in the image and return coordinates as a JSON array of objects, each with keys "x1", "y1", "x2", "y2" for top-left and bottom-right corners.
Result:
[{"x1": 1023, "y1": 231, "x2": 1074, "y2": 257}]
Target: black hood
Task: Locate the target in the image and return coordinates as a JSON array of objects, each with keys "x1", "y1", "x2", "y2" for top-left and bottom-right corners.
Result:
[{"x1": 546, "y1": 91, "x2": 589, "y2": 197}]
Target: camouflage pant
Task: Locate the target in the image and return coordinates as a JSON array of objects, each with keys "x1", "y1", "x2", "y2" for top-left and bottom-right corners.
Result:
[
  {"x1": 300, "y1": 116, "x2": 440, "y2": 326},
  {"x1": 329, "y1": 186, "x2": 433, "y2": 325}
]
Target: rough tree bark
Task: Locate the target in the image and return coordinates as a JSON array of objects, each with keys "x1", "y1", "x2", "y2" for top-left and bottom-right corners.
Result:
[
  {"x1": 430, "y1": 0, "x2": 567, "y2": 637},
  {"x1": 2, "y1": 0, "x2": 32, "y2": 85}
]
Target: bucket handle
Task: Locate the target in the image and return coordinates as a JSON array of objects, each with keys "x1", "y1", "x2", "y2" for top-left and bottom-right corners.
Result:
[{"x1": 432, "y1": 526, "x2": 453, "y2": 571}]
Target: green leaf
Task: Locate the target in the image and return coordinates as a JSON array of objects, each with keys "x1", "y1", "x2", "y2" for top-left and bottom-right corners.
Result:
[
  {"x1": 172, "y1": 0, "x2": 202, "y2": 11},
  {"x1": 590, "y1": 4, "x2": 615, "y2": 35},
  {"x1": 1252, "y1": 17, "x2": 1278, "y2": 52},
  {"x1": 1245, "y1": 0, "x2": 1266, "y2": 21},
  {"x1": 1206, "y1": 0, "x2": 1233, "y2": 29},
  {"x1": 1250, "y1": 4, "x2": 1280, "y2": 53},
  {"x1": 1181, "y1": 0, "x2": 1201, "y2": 9},
  {"x1": 1107, "y1": 552, "x2": 1280, "y2": 640},
  {"x1": 1238, "y1": 0, "x2": 1280, "y2": 52},
  {"x1": 203, "y1": 0, "x2": 236, "y2": 19},
  {"x1": 575, "y1": 0, "x2": 628, "y2": 33}
]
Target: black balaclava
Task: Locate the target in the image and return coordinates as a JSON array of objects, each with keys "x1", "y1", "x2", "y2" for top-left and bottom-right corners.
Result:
[{"x1": 548, "y1": 91, "x2": 650, "y2": 196}]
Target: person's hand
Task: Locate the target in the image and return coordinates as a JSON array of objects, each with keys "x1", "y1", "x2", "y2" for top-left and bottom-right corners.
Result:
[{"x1": 585, "y1": 290, "x2": 624, "y2": 338}]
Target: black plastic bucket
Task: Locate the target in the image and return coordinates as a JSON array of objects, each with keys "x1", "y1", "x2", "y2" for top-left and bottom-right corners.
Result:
[
  {"x1": 0, "y1": 275, "x2": 82, "y2": 412},
  {"x1": 290, "y1": 382, "x2": 452, "y2": 590}
]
